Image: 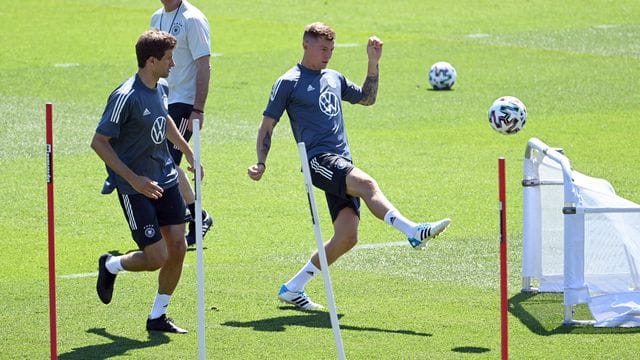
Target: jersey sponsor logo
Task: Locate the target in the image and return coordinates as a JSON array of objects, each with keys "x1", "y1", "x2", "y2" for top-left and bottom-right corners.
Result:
[
  {"x1": 307, "y1": 84, "x2": 315, "y2": 92},
  {"x1": 143, "y1": 108, "x2": 151, "y2": 116},
  {"x1": 319, "y1": 90, "x2": 340, "y2": 117},
  {"x1": 151, "y1": 117, "x2": 167, "y2": 144}
]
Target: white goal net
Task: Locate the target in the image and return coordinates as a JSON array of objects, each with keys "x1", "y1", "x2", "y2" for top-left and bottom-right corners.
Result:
[{"x1": 521, "y1": 138, "x2": 640, "y2": 327}]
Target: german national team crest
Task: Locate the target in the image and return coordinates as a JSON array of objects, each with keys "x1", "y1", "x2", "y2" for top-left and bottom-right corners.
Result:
[
  {"x1": 335, "y1": 158, "x2": 348, "y2": 170},
  {"x1": 144, "y1": 225, "x2": 156, "y2": 238},
  {"x1": 169, "y1": 22, "x2": 183, "y2": 36}
]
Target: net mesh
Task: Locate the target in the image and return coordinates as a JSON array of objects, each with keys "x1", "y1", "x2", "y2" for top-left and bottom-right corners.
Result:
[{"x1": 524, "y1": 140, "x2": 640, "y2": 326}]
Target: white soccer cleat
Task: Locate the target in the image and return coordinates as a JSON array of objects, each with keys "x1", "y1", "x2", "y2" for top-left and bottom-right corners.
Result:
[
  {"x1": 278, "y1": 285, "x2": 324, "y2": 310},
  {"x1": 408, "y1": 218, "x2": 451, "y2": 249}
]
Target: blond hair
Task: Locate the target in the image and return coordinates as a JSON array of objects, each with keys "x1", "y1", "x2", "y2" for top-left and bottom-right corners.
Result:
[{"x1": 303, "y1": 22, "x2": 336, "y2": 42}]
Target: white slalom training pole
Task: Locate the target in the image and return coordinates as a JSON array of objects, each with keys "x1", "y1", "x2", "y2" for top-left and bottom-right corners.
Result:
[
  {"x1": 192, "y1": 119, "x2": 206, "y2": 359},
  {"x1": 297, "y1": 142, "x2": 346, "y2": 360}
]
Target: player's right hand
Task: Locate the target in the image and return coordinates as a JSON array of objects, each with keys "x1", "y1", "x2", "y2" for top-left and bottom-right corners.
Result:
[
  {"x1": 247, "y1": 163, "x2": 266, "y2": 181},
  {"x1": 132, "y1": 177, "x2": 164, "y2": 199}
]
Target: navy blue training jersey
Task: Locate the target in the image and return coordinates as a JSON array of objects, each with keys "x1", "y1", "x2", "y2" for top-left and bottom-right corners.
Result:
[
  {"x1": 264, "y1": 63, "x2": 364, "y2": 160},
  {"x1": 96, "y1": 74, "x2": 178, "y2": 195}
]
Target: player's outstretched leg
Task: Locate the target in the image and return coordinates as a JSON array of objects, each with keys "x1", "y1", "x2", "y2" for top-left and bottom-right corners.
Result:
[
  {"x1": 408, "y1": 218, "x2": 451, "y2": 249},
  {"x1": 278, "y1": 284, "x2": 324, "y2": 310}
]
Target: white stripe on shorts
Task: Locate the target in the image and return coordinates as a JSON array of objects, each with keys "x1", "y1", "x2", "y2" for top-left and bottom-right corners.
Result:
[
  {"x1": 174, "y1": 116, "x2": 189, "y2": 150},
  {"x1": 310, "y1": 157, "x2": 333, "y2": 180},
  {"x1": 122, "y1": 194, "x2": 137, "y2": 230}
]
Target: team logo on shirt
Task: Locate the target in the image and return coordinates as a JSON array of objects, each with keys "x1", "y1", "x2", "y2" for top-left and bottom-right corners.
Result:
[
  {"x1": 319, "y1": 90, "x2": 340, "y2": 117},
  {"x1": 151, "y1": 117, "x2": 167, "y2": 144},
  {"x1": 169, "y1": 22, "x2": 183, "y2": 36}
]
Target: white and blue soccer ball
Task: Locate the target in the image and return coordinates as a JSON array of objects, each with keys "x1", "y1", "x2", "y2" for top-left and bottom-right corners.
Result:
[
  {"x1": 428, "y1": 61, "x2": 457, "y2": 90},
  {"x1": 488, "y1": 96, "x2": 528, "y2": 135}
]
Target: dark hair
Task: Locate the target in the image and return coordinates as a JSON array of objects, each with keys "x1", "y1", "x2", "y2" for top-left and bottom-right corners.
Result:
[
  {"x1": 303, "y1": 22, "x2": 336, "y2": 42},
  {"x1": 135, "y1": 29, "x2": 177, "y2": 68}
]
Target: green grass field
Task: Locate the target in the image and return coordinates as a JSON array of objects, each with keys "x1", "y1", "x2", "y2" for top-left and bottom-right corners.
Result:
[{"x1": 2, "y1": 0, "x2": 640, "y2": 358}]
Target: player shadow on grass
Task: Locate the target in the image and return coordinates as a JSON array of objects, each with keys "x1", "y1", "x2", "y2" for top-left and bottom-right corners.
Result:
[
  {"x1": 57, "y1": 327, "x2": 170, "y2": 360},
  {"x1": 509, "y1": 292, "x2": 640, "y2": 335},
  {"x1": 221, "y1": 308, "x2": 431, "y2": 337}
]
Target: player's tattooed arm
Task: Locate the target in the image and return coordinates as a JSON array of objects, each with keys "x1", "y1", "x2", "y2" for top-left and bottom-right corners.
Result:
[
  {"x1": 257, "y1": 117, "x2": 277, "y2": 163},
  {"x1": 248, "y1": 116, "x2": 277, "y2": 181},
  {"x1": 257, "y1": 127, "x2": 273, "y2": 163},
  {"x1": 359, "y1": 65, "x2": 379, "y2": 106}
]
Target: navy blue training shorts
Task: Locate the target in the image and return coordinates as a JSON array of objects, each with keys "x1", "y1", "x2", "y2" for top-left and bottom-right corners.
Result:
[
  {"x1": 117, "y1": 184, "x2": 188, "y2": 249},
  {"x1": 167, "y1": 102, "x2": 193, "y2": 166},
  {"x1": 308, "y1": 153, "x2": 361, "y2": 222}
]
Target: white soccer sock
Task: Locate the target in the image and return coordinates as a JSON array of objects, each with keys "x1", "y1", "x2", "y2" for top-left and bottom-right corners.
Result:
[
  {"x1": 384, "y1": 209, "x2": 418, "y2": 237},
  {"x1": 149, "y1": 293, "x2": 172, "y2": 319},
  {"x1": 105, "y1": 255, "x2": 124, "y2": 275},
  {"x1": 285, "y1": 261, "x2": 320, "y2": 292}
]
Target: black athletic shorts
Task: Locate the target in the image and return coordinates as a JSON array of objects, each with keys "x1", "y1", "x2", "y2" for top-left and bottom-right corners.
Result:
[
  {"x1": 308, "y1": 153, "x2": 360, "y2": 222},
  {"x1": 116, "y1": 185, "x2": 189, "y2": 249},
  {"x1": 168, "y1": 102, "x2": 193, "y2": 166}
]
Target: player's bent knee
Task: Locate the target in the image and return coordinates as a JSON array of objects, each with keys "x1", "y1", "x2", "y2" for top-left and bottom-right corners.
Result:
[
  {"x1": 353, "y1": 176, "x2": 379, "y2": 199},
  {"x1": 146, "y1": 253, "x2": 168, "y2": 270},
  {"x1": 336, "y1": 232, "x2": 358, "y2": 251},
  {"x1": 346, "y1": 234, "x2": 358, "y2": 250},
  {"x1": 141, "y1": 241, "x2": 169, "y2": 270},
  {"x1": 166, "y1": 237, "x2": 187, "y2": 255}
]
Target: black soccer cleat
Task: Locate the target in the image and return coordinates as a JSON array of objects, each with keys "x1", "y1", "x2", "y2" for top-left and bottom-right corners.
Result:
[
  {"x1": 186, "y1": 210, "x2": 213, "y2": 246},
  {"x1": 146, "y1": 314, "x2": 188, "y2": 334},
  {"x1": 96, "y1": 254, "x2": 117, "y2": 304}
]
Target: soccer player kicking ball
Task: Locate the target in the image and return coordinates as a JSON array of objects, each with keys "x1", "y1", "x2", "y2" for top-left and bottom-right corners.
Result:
[
  {"x1": 91, "y1": 29, "x2": 204, "y2": 333},
  {"x1": 247, "y1": 22, "x2": 451, "y2": 310}
]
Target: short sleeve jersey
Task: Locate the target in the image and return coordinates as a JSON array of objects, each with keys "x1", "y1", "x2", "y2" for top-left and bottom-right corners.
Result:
[
  {"x1": 150, "y1": 0, "x2": 211, "y2": 105},
  {"x1": 264, "y1": 64, "x2": 364, "y2": 160},
  {"x1": 96, "y1": 74, "x2": 178, "y2": 195}
]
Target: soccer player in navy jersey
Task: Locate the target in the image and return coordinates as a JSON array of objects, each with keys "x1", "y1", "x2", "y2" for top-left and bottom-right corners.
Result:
[
  {"x1": 91, "y1": 29, "x2": 203, "y2": 333},
  {"x1": 247, "y1": 22, "x2": 451, "y2": 310}
]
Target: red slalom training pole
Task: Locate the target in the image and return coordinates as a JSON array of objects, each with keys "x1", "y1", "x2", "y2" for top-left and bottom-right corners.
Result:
[
  {"x1": 46, "y1": 103, "x2": 58, "y2": 360},
  {"x1": 498, "y1": 157, "x2": 508, "y2": 360}
]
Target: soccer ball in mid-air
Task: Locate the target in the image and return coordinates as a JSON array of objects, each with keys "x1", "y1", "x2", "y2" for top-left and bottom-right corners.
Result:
[
  {"x1": 488, "y1": 96, "x2": 527, "y2": 135},
  {"x1": 428, "y1": 61, "x2": 457, "y2": 90}
]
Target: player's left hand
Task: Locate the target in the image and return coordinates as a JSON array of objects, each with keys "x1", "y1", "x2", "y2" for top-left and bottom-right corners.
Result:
[
  {"x1": 187, "y1": 111, "x2": 205, "y2": 132},
  {"x1": 367, "y1": 36, "x2": 383, "y2": 62},
  {"x1": 247, "y1": 163, "x2": 266, "y2": 181},
  {"x1": 187, "y1": 162, "x2": 205, "y2": 181}
]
